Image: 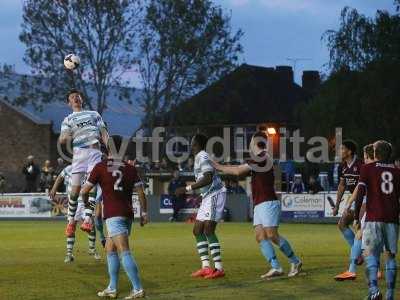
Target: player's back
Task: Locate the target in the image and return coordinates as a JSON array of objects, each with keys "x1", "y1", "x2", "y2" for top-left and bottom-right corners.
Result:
[
  {"x1": 360, "y1": 161, "x2": 400, "y2": 223},
  {"x1": 247, "y1": 150, "x2": 277, "y2": 205},
  {"x1": 88, "y1": 159, "x2": 141, "y2": 219}
]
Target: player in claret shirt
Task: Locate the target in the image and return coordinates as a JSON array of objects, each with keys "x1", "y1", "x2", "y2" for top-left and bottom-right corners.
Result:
[
  {"x1": 81, "y1": 135, "x2": 148, "y2": 299},
  {"x1": 332, "y1": 141, "x2": 363, "y2": 266},
  {"x1": 213, "y1": 131, "x2": 302, "y2": 279},
  {"x1": 353, "y1": 140, "x2": 400, "y2": 300}
]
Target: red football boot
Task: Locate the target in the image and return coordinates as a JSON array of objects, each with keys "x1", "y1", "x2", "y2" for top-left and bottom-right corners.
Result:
[
  {"x1": 334, "y1": 271, "x2": 356, "y2": 281},
  {"x1": 65, "y1": 223, "x2": 76, "y2": 237},
  {"x1": 204, "y1": 269, "x2": 225, "y2": 279},
  {"x1": 80, "y1": 221, "x2": 93, "y2": 233},
  {"x1": 191, "y1": 267, "x2": 213, "y2": 278}
]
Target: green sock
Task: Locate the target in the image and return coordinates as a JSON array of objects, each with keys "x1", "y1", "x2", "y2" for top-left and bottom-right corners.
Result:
[
  {"x1": 206, "y1": 233, "x2": 223, "y2": 270},
  {"x1": 195, "y1": 234, "x2": 210, "y2": 268}
]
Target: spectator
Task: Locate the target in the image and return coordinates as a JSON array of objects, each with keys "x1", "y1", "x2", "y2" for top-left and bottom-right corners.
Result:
[
  {"x1": 152, "y1": 161, "x2": 161, "y2": 171},
  {"x1": 184, "y1": 157, "x2": 194, "y2": 171},
  {"x1": 168, "y1": 169, "x2": 186, "y2": 222},
  {"x1": 281, "y1": 160, "x2": 295, "y2": 192},
  {"x1": 54, "y1": 158, "x2": 66, "y2": 176},
  {"x1": 22, "y1": 155, "x2": 40, "y2": 193},
  {"x1": 395, "y1": 158, "x2": 400, "y2": 169},
  {"x1": 40, "y1": 160, "x2": 55, "y2": 192},
  {"x1": 291, "y1": 175, "x2": 305, "y2": 193},
  {"x1": 308, "y1": 175, "x2": 324, "y2": 194},
  {"x1": 160, "y1": 157, "x2": 169, "y2": 171},
  {"x1": 0, "y1": 172, "x2": 5, "y2": 194}
]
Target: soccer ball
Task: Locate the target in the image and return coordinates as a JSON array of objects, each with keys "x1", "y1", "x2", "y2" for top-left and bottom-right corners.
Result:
[{"x1": 64, "y1": 54, "x2": 80, "y2": 70}]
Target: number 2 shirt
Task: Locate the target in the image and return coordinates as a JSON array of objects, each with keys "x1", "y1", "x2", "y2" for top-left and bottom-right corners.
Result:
[{"x1": 87, "y1": 159, "x2": 142, "y2": 219}]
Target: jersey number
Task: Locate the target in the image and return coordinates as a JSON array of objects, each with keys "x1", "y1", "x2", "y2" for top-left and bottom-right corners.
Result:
[
  {"x1": 381, "y1": 171, "x2": 393, "y2": 194},
  {"x1": 113, "y1": 170, "x2": 123, "y2": 191}
]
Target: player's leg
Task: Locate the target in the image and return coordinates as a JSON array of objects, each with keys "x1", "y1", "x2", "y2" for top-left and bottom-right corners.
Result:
[
  {"x1": 338, "y1": 209, "x2": 355, "y2": 247},
  {"x1": 65, "y1": 220, "x2": 77, "y2": 263},
  {"x1": 335, "y1": 205, "x2": 365, "y2": 281},
  {"x1": 108, "y1": 217, "x2": 144, "y2": 299},
  {"x1": 81, "y1": 148, "x2": 103, "y2": 230},
  {"x1": 255, "y1": 225, "x2": 282, "y2": 278},
  {"x1": 383, "y1": 223, "x2": 398, "y2": 300},
  {"x1": 95, "y1": 202, "x2": 106, "y2": 247},
  {"x1": 264, "y1": 200, "x2": 301, "y2": 277},
  {"x1": 98, "y1": 238, "x2": 119, "y2": 298},
  {"x1": 203, "y1": 220, "x2": 225, "y2": 279},
  {"x1": 254, "y1": 201, "x2": 282, "y2": 278},
  {"x1": 87, "y1": 193, "x2": 100, "y2": 259},
  {"x1": 191, "y1": 220, "x2": 213, "y2": 277},
  {"x1": 363, "y1": 222, "x2": 384, "y2": 299},
  {"x1": 203, "y1": 190, "x2": 226, "y2": 279},
  {"x1": 65, "y1": 176, "x2": 83, "y2": 236}
]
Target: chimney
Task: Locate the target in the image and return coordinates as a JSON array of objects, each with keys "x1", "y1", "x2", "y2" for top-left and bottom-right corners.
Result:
[
  {"x1": 275, "y1": 66, "x2": 293, "y2": 83},
  {"x1": 302, "y1": 71, "x2": 320, "y2": 93}
]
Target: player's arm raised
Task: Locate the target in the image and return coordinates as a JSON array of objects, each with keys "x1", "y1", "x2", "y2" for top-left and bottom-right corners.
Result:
[
  {"x1": 212, "y1": 162, "x2": 251, "y2": 177},
  {"x1": 81, "y1": 181, "x2": 95, "y2": 206},
  {"x1": 49, "y1": 173, "x2": 64, "y2": 200},
  {"x1": 59, "y1": 117, "x2": 72, "y2": 144}
]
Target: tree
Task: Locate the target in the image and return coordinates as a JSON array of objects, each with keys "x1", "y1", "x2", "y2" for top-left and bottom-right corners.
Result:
[
  {"x1": 323, "y1": 6, "x2": 400, "y2": 72},
  {"x1": 300, "y1": 4, "x2": 400, "y2": 156},
  {"x1": 13, "y1": 0, "x2": 142, "y2": 114},
  {"x1": 137, "y1": 0, "x2": 243, "y2": 129}
]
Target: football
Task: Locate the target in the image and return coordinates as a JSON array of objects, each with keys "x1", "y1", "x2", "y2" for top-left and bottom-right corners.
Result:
[{"x1": 64, "y1": 53, "x2": 80, "y2": 70}]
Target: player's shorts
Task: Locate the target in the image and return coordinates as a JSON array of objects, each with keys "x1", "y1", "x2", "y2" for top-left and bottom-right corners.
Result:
[
  {"x1": 106, "y1": 216, "x2": 133, "y2": 238},
  {"x1": 253, "y1": 200, "x2": 281, "y2": 227},
  {"x1": 71, "y1": 147, "x2": 102, "y2": 174},
  {"x1": 74, "y1": 202, "x2": 85, "y2": 222},
  {"x1": 196, "y1": 188, "x2": 226, "y2": 222},
  {"x1": 362, "y1": 222, "x2": 399, "y2": 255}
]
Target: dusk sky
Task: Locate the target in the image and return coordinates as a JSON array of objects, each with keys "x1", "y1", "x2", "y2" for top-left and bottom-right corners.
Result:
[{"x1": 0, "y1": 0, "x2": 396, "y2": 85}]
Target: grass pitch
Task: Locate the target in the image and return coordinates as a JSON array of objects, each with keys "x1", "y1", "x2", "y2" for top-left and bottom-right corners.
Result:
[{"x1": 0, "y1": 221, "x2": 398, "y2": 300}]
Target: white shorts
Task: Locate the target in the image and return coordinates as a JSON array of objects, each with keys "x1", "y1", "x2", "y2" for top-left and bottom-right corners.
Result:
[
  {"x1": 72, "y1": 147, "x2": 102, "y2": 174},
  {"x1": 253, "y1": 200, "x2": 281, "y2": 227},
  {"x1": 74, "y1": 202, "x2": 85, "y2": 222},
  {"x1": 196, "y1": 189, "x2": 226, "y2": 222}
]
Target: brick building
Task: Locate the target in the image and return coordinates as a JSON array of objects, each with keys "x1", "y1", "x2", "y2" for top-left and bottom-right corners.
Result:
[{"x1": 0, "y1": 99, "x2": 57, "y2": 192}]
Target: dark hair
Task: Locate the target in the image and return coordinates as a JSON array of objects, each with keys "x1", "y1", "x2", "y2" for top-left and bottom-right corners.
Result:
[
  {"x1": 66, "y1": 89, "x2": 83, "y2": 102},
  {"x1": 374, "y1": 140, "x2": 392, "y2": 161},
  {"x1": 192, "y1": 134, "x2": 208, "y2": 150},
  {"x1": 363, "y1": 144, "x2": 374, "y2": 160},
  {"x1": 342, "y1": 139, "x2": 357, "y2": 155},
  {"x1": 252, "y1": 131, "x2": 268, "y2": 149},
  {"x1": 108, "y1": 135, "x2": 123, "y2": 154}
]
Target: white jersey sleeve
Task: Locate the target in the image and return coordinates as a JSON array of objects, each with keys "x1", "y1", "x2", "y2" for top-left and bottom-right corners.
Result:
[{"x1": 60, "y1": 116, "x2": 71, "y2": 136}]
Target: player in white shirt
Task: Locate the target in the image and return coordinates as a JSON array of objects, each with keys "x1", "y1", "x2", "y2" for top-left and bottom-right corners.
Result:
[
  {"x1": 59, "y1": 89, "x2": 108, "y2": 236},
  {"x1": 176, "y1": 134, "x2": 226, "y2": 279},
  {"x1": 49, "y1": 165, "x2": 100, "y2": 263}
]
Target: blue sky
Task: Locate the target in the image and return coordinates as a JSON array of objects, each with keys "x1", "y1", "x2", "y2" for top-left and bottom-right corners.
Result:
[{"x1": 0, "y1": 0, "x2": 396, "y2": 85}]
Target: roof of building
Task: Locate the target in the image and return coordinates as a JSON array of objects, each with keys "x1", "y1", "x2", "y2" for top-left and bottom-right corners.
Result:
[{"x1": 170, "y1": 64, "x2": 312, "y2": 126}]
